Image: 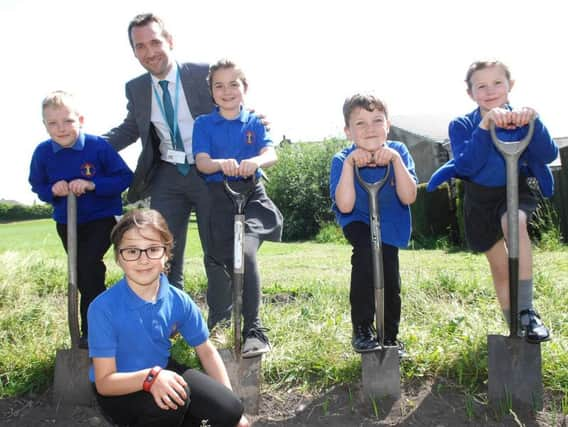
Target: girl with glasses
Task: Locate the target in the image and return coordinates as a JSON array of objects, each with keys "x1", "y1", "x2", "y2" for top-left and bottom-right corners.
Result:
[{"x1": 87, "y1": 209, "x2": 249, "y2": 426}]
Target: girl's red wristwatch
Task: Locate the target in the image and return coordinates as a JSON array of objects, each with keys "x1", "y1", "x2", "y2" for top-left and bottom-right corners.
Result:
[{"x1": 142, "y1": 366, "x2": 162, "y2": 392}]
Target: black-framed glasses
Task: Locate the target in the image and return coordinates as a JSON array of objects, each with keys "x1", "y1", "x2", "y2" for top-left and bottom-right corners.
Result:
[{"x1": 119, "y1": 246, "x2": 166, "y2": 261}]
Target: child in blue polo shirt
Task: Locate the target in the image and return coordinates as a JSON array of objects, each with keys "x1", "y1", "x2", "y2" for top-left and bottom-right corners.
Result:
[
  {"x1": 427, "y1": 60, "x2": 558, "y2": 343},
  {"x1": 88, "y1": 209, "x2": 248, "y2": 427},
  {"x1": 193, "y1": 59, "x2": 283, "y2": 359},
  {"x1": 330, "y1": 93, "x2": 417, "y2": 355},
  {"x1": 29, "y1": 90, "x2": 132, "y2": 348}
]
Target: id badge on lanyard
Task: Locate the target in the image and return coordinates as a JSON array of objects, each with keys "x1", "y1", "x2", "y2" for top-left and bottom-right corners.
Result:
[{"x1": 166, "y1": 150, "x2": 187, "y2": 163}]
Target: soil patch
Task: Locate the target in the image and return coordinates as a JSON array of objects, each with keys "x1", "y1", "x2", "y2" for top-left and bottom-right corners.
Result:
[{"x1": 1, "y1": 379, "x2": 566, "y2": 426}]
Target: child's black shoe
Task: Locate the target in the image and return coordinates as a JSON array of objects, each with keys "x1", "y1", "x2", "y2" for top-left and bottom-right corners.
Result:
[
  {"x1": 520, "y1": 309, "x2": 550, "y2": 344},
  {"x1": 384, "y1": 339, "x2": 408, "y2": 359},
  {"x1": 352, "y1": 324, "x2": 379, "y2": 353},
  {"x1": 242, "y1": 327, "x2": 271, "y2": 358}
]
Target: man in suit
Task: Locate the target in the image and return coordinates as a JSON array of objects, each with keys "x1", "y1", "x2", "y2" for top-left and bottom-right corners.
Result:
[{"x1": 105, "y1": 13, "x2": 231, "y2": 329}]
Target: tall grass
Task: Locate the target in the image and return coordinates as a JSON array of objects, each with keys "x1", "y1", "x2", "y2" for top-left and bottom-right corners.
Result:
[{"x1": 0, "y1": 220, "x2": 567, "y2": 403}]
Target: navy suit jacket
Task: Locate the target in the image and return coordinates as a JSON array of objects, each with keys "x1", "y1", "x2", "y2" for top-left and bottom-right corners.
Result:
[{"x1": 105, "y1": 62, "x2": 214, "y2": 202}]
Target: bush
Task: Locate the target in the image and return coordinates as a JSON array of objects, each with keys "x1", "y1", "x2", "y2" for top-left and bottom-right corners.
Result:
[
  {"x1": 265, "y1": 139, "x2": 565, "y2": 247},
  {"x1": 411, "y1": 182, "x2": 460, "y2": 248},
  {"x1": 314, "y1": 221, "x2": 347, "y2": 244},
  {"x1": 266, "y1": 139, "x2": 347, "y2": 241},
  {"x1": 0, "y1": 202, "x2": 52, "y2": 222}
]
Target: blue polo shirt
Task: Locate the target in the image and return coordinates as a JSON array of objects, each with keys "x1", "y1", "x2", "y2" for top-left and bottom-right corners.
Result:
[
  {"x1": 192, "y1": 107, "x2": 272, "y2": 182},
  {"x1": 87, "y1": 274, "x2": 208, "y2": 382},
  {"x1": 329, "y1": 141, "x2": 418, "y2": 248}
]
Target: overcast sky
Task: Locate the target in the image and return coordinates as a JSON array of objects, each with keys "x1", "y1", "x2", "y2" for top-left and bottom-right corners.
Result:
[{"x1": 2, "y1": 0, "x2": 567, "y2": 204}]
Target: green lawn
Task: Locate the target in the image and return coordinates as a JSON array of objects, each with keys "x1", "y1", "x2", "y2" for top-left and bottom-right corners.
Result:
[{"x1": 0, "y1": 219, "x2": 566, "y2": 412}]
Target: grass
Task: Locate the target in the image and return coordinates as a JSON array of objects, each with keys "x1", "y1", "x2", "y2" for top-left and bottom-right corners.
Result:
[{"x1": 0, "y1": 219, "x2": 567, "y2": 410}]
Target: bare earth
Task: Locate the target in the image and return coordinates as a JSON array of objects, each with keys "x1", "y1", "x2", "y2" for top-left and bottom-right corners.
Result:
[{"x1": 1, "y1": 378, "x2": 566, "y2": 426}]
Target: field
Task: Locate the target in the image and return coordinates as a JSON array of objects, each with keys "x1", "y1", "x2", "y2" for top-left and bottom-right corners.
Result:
[{"x1": 0, "y1": 219, "x2": 567, "y2": 426}]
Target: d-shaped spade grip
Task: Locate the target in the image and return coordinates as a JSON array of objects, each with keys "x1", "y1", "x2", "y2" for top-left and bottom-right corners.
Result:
[
  {"x1": 223, "y1": 175, "x2": 257, "y2": 215},
  {"x1": 223, "y1": 176, "x2": 257, "y2": 356},
  {"x1": 489, "y1": 118, "x2": 534, "y2": 338},
  {"x1": 490, "y1": 118, "x2": 534, "y2": 158},
  {"x1": 354, "y1": 161, "x2": 391, "y2": 346},
  {"x1": 354, "y1": 162, "x2": 392, "y2": 197}
]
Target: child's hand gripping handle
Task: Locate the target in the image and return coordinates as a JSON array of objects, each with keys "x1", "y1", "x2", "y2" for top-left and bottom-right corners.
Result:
[
  {"x1": 489, "y1": 118, "x2": 535, "y2": 338},
  {"x1": 353, "y1": 162, "x2": 391, "y2": 346}
]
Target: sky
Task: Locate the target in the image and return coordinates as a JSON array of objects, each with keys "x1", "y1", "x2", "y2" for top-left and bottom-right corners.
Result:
[{"x1": 2, "y1": 0, "x2": 567, "y2": 204}]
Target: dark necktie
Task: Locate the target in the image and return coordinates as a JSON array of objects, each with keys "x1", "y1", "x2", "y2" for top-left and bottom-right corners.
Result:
[{"x1": 159, "y1": 80, "x2": 190, "y2": 176}]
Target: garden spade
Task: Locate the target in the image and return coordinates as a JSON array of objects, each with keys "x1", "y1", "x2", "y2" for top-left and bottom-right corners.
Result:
[
  {"x1": 355, "y1": 162, "x2": 400, "y2": 400},
  {"x1": 53, "y1": 193, "x2": 93, "y2": 406},
  {"x1": 487, "y1": 118, "x2": 543, "y2": 411},
  {"x1": 217, "y1": 177, "x2": 262, "y2": 415}
]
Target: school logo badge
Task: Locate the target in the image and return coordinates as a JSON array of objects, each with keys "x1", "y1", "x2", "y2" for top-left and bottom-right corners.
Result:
[
  {"x1": 245, "y1": 130, "x2": 255, "y2": 145},
  {"x1": 80, "y1": 162, "x2": 96, "y2": 177}
]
